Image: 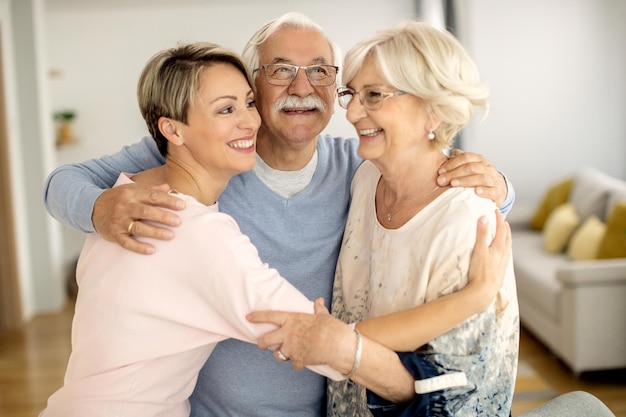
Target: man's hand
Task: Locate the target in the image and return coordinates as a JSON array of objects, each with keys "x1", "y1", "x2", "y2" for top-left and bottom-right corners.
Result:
[
  {"x1": 92, "y1": 183, "x2": 185, "y2": 255},
  {"x1": 437, "y1": 149, "x2": 507, "y2": 206}
]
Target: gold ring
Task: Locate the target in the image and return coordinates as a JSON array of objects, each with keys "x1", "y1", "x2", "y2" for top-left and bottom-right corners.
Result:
[
  {"x1": 276, "y1": 349, "x2": 288, "y2": 362},
  {"x1": 127, "y1": 220, "x2": 137, "y2": 236}
]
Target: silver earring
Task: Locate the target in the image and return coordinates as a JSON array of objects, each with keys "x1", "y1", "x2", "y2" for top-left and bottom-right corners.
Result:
[{"x1": 428, "y1": 130, "x2": 435, "y2": 140}]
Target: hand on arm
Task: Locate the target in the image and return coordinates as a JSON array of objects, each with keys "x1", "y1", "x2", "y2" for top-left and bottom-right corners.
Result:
[
  {"x1": 246, "y1": 212, "x2": 511, "y2": 402},
  {"x1": 247, "y1": 299, "x2": 414, "y2": 403},
  {"x1": 93, "y1": 183, "x2": 185, "y2": 255},
  {"x1": 437, "y1": 149, "x2": 508, "y2": 206},
  {"x1": 355, "y1": 210, "x2": 511, "y2": 352}
]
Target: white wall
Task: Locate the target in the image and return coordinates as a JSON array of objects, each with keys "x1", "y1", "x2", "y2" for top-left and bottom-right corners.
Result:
[{"x1": 459, "y1": 0, "x2": 626, "y2": 209}]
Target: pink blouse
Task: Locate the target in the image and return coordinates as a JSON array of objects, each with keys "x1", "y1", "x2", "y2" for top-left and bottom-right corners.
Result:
[{"x1": 40, "y1": 174, "x2": 342, "y2": 417}]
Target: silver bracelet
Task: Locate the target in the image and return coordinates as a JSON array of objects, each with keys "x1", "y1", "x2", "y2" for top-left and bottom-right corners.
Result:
[{"x1": 343, "y1": 328, "x2": 362, "y2": 380}]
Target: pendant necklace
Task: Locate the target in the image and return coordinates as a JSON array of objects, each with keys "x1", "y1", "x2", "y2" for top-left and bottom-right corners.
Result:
[{"x1": 385, "y1": 185, "x2": 440, "y2": 222}]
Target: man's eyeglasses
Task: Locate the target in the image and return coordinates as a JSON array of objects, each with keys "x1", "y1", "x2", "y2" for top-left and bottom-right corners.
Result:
[
  {"x1": 337, "y1": 86, "x2": 407, "y2": 110},
  {"x1": 254, "y1": 64, "x2": 339, "y2": 87}
]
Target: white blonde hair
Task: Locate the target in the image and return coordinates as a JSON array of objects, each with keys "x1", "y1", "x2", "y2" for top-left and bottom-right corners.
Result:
[{"x1": 342, "y1": 21, "x2": 489, "y2": 149}]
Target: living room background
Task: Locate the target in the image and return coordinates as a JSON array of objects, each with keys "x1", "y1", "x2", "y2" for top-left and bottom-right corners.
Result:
[{"x1": 1, "y1": 0, "x2": 625, "y2": 320}]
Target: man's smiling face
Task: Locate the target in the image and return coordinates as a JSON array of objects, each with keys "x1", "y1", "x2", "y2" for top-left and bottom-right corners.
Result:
[{"x1": 254, "y1": 26, "x2": 337, "y2": 147}]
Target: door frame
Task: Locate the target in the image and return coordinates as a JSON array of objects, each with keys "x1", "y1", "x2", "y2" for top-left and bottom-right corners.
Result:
[{"x1": 0, "y1": 24, "x2": 23, "y2": 331}]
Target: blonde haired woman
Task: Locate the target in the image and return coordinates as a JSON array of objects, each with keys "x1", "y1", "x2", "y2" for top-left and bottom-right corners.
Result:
[{"x1": 328, "y1": 20, "x2": 519, "y2": 416}]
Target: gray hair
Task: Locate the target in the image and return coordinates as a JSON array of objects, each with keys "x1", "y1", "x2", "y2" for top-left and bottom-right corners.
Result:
[{"x1": 242, "y1": 12, "x2": 342, "y2": 74}]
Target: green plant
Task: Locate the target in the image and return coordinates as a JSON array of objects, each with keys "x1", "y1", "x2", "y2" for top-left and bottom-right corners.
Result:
[{"x1": 53, "y1": 110, "x2": 76, "y2": 122}]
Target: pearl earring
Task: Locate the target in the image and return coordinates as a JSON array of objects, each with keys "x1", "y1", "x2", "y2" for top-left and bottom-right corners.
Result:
[{"x1": 428, "y1": 130, "x2": 435, "y2": 140}]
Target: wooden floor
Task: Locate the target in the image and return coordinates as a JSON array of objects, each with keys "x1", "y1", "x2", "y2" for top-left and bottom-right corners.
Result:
[
  {"x1": 513, "y1": 327, "x2": 626, "y2": 417},
  {"x1": 1, "y1": 300, "x2": 625, "y2": 417}
]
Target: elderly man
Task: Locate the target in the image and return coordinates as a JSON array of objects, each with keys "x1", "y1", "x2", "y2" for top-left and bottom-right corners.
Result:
[{"x1": 43, "y1": 12, "x2": 514, "y2": 417}]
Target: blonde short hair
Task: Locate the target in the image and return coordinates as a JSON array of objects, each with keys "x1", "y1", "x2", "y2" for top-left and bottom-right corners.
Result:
[
  {"x1": 342, "y1": 21, "x2": 489, "y2": 149},
  {"x1": 137, "y1": 42, "x2": 253, "y2": 156}
]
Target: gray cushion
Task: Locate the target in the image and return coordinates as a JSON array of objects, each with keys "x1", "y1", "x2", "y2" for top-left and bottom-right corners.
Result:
[{"x1": 568, "y1": 167, "x2": 615, "y2": 220}]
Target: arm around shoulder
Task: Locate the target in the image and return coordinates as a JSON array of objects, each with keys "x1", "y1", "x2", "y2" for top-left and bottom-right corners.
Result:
[{"x1": 43, "y1": 137, "x2": 164, "y2": 232}]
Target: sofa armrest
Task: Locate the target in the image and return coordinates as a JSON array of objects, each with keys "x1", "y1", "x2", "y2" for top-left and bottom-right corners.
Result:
[{"x1": 556, "y1": 259, "x2": 626, "y2": 286}]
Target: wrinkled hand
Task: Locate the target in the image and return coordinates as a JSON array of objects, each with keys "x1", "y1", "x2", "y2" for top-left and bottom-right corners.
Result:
[
  {"x1": 92, "y1": 183, "x2": 185, "y2": 255},
  {"x1": 247, "y1": 298, "x2": 354, "y2": 372},
  {"x1": 467, "y1": 210, "x2": 512, "y2": 310},
  {"x1": 437, "y1": 149, "x2": 507, "y2": 206}
]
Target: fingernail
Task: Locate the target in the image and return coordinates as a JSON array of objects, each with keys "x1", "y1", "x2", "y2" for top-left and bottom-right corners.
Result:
[
  {"x1": 437, "y1": 176, "x2": 446, "y2": 186},
  {"x1": 163, "y1": 230, "x2": 174, "y2": 239},
  {"x1": 451, "y1": 179, "x2": 460, "y2": 187},
  {"x1": 438, "y1": 167, "x2": 446, "y2": 174},
  {"x1": 176, "y1": 201, "x2": 186, "y2": 209}
]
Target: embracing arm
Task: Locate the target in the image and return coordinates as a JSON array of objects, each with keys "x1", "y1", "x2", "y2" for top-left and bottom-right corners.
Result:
[
  {"x1": 43, "y1": 137, "x2": 163, "y2": 231},
  {"x1": 357, "y1": 210, "x2": 511, "y2": 352},
  {"x1": 437, "y1": 150, "x2": 515, "y2": 216},
  {"x1": 246, "y1": 211, "x2": 511, "y2": 402},
  {"x1": 43, "y1": 137, "x2": 184, "y2": 254},
  {"x1": 248, "y1": 299, "x2": 415, "y2": 402}
]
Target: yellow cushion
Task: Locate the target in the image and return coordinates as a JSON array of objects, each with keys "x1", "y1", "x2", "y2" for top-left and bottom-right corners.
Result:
[
  {"x1": 530, "y1": 178, "x2": 573, "y2": 230},
  {"x1": 567, "y1": 215, "x2": 606, "y2": 260},
  {"x1": 597, "y1": 201, "x2": 626, "y2": 259},
  {"x1": 542, "y1": 203, "x2": 581, "y2": 253}
]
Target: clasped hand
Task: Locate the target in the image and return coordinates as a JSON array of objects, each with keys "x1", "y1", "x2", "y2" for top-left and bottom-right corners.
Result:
[{"x1": 247, "y1": 298, "x2": 354, "y2": 373}]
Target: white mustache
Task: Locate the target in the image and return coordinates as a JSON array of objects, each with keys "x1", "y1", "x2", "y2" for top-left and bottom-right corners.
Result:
[{"x1": 273, "y1": 95, "x2": 326, "y2": 113}]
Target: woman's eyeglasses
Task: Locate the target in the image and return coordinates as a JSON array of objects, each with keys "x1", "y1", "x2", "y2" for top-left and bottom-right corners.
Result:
[{"x1": 337, "y1": 86, "x2": 406, "y2": 110}]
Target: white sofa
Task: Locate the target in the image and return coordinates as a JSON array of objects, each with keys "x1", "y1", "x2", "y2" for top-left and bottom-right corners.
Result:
[{"x1": 509, "y1": 168, "x2": 626, "y2": 374}]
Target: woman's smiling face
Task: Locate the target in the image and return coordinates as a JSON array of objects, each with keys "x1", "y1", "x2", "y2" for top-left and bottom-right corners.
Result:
[
  {"x1": 345, "y1": 55, "x2": 431, "y2": 163},
  {"x1": 176, "y1": 63, "x2": 261, "y2": 179}
]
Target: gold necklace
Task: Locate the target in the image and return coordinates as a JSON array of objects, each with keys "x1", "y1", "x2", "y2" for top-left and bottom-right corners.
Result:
[{"x1": 385, "y1": 185, "x2": 440, "y2": 222}]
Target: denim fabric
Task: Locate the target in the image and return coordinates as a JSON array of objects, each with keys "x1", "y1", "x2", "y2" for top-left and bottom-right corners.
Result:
[{"x1": 367, "y1": 352, "x2": 442, "y2": 417}]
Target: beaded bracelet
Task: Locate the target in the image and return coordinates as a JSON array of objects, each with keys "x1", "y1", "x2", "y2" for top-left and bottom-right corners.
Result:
[{"x1": 343, "y1": 328, "x2": 362, "y2": 380}]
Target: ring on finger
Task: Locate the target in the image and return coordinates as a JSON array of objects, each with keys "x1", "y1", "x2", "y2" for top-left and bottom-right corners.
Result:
[
  {"x1": 276, "y1": 349, "x2": 288, "y2": 362},
  {"x1": 127, "y1": 220, "x2": 137, "y2": 236}
]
